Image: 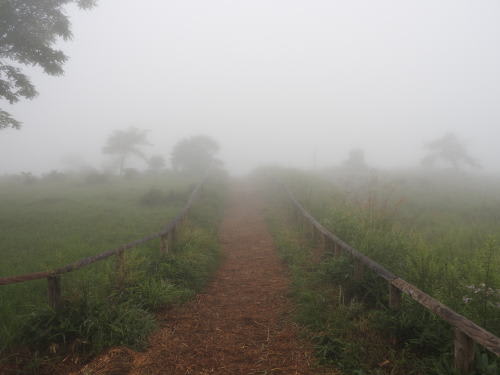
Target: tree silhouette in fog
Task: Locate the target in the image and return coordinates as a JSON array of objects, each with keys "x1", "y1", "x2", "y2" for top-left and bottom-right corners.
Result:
[
  {"x1": 171, "y1": 135, "x2": 219, "y2": 174},
  {"x1": 421, "y1": 133, "x2": 480, "y2": 170},
  {"x1": 0, "y1": 0, "x2": 95, "y2": 130},
  {"x1": 148, "y1": 154, "x2": 166, "y2": 172},
  {"x1": 102, "y1": 127, "x2": 150, "y2": 175},
  {"x1": 342, "y1": 149, "x2": 368, "y2": 171}
]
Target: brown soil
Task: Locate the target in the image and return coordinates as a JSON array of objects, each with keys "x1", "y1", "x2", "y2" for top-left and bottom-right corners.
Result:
[{"x1": 73, "y1": 183, "x2": 339, "y2": 375}]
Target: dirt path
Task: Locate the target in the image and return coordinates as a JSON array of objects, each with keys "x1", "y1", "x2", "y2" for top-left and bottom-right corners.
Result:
[{"x1": 77, "y1": 184, "x2": 336, "y2": 375}]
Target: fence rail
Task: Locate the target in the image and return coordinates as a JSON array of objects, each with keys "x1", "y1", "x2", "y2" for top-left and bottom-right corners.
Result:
[
  {"x1": 280, "y1": 181, "x2": 500, "y2": 374},
  {"x1": 0, "y1": 174, "x2": 209, "y2": 308}
]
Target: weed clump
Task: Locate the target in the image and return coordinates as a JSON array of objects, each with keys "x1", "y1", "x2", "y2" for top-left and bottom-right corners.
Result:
[
  {"x1": 118, "y1": 279, "x2": 193, "y2": 311},
  {"x1": 262, "y1": 168, "x2": 500, "y2": 375},
  {"x1": 0, "y1": 175, "x2": 226, "y2": 373},
  {"x1": 19, "y1": 298, "x2": 156, "y2": 355}
]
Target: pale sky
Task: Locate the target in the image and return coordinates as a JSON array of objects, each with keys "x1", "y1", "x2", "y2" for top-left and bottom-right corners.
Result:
[{"x1": 1, "y1": 0, "x2": 499, "y2": 174}]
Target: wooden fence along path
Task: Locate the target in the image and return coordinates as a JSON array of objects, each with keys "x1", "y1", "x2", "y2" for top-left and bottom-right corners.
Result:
[
  {"x1": 0, "y1": 175, "x2": 208, "y2": 309},
  {"x1": 280, "y1": 182, "x2": 500, "y2": 374},
  {"x1": 1, "y1": 176, "x2": 498, "y2": 374}
]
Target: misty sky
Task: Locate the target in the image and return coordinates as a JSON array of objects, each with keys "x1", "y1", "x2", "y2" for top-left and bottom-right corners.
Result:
[{"x1": 1, "y1": 0, "x2": 500, "y2": 174}]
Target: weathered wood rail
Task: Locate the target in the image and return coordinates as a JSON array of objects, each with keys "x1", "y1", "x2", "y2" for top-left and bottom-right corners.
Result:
[
  {"x1": 280, "y1": 182, "x2": 500, "y2": 374},
  {"x1": 0, "y1": 175, "x2": 209, "y2": 309}
]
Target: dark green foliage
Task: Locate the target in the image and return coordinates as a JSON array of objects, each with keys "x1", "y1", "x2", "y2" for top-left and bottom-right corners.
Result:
[
  {"x1": 19, "y1": 299, "x2": 155, "y2": 354},
  {"x1": 261, "y1": 170, "x2": 500, "y2": 375},
  {"x1": 274, "y1": 168, "x2": 500, "y2": 337},
  {"x1": 267, "y1": 219, "x2": 372, "y2": 373},
  {"x1": 473, "y1": 347, "x2": 499, "y2": 375},
  {"x1": 0, "y1": 174, "x2": 226, "y2": 371},
  {"x1": 156, "y1": 252, "x2": 214, "y2": 291},
  {"x1": 312, "y1": 334, "x2": 347, "y2": 363},
  {"x1": 13, "y1": 222, "x2": 221, "y2": 360},
  {"x1": 117, "y1": 279, "x2": 193, "y2": 311},
  {"x1": 0, "y1": 0, "x2": 96, "y2": 129},
  {"x1": 154, "y1": 227, "x2": 221, "y2": 290},
  {"x1": 370, "y1": 306, "x2": 452, "y2": 356}
]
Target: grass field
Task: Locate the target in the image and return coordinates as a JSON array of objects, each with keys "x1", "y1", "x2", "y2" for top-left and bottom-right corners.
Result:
[
  {"x1": 0, "y1": 171, "x2": 227, "y2": 371},
  {"x1": 259, "y1": 167, "x2": 500, "y2": 374}
]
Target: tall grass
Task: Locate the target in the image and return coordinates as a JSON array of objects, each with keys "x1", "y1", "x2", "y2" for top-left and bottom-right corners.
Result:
[
  {"x1": 258, "y1": 167, "x2": 500, "y2": 374},
  {"x1": 0, "y1": 171, "x2": 227, "y2": 371}
]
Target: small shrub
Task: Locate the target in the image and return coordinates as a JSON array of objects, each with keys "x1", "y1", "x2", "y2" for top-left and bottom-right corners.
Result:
[
  {"x1": 117, "y1": 279, "x2": 193, "y2": 311},
  {"x1": 473, "y1": 347, "x2": 499, "y2": 375},
  {"x1": 18, "y1": 297, "x2": 156, "y2": 355},
  {"x1": 370, "y1": 306, "x2": 451, "y2": 355}
]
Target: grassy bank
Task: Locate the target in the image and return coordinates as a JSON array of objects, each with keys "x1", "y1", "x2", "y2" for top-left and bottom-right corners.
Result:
[
  {"x1": 0, "y1": 171, "x2": 227, "y2": 372},
  {"x1": 259, "y1": 167, "x2": 499, "y2": 374}
]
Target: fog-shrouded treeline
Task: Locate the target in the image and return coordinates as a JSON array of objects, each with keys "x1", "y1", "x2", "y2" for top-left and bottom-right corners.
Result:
[
  {"x1": 2, "y1": 0, "x2": 500, "y2": 373},
  {"x1": 0, "y1": 152, "x2": 229, "y2": 368},
  {"x1": 0, "y1": 128, "x2": 489, "y2": 184},
  {"x1": 0, "y1": 130, "x2": 223, "y2": 185},
  {"x1": 1, "y1": 1, "x2": 500, "y2": 175}
]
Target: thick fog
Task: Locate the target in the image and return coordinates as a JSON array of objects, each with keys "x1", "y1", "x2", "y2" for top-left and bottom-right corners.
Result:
[{"x1": 1, "y1": 0, "x2": 500, "y2": 174}]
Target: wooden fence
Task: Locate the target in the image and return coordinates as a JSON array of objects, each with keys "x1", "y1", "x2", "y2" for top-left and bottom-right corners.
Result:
[
  {"x1": 280, "y1": 182, "x2": 500, "y2": 374},
  {"x1": 0, "y1": 175, "x2": 209, "y2": 310}
]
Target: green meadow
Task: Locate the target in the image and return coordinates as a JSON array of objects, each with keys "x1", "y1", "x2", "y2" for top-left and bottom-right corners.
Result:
[
  {"x1": 0, "y1": 171, "x2": 226, "y2": 368},
  {"x1": 260, "y1": 167, "x2": 500, "y2": 374}
]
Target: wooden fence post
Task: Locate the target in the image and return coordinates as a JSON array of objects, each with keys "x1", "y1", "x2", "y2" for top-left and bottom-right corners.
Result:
[
  {"x1": 47, "y1": 275, "x2": 61, "y2": 310},
  {"x1": 319, "y1": 231, "x2": 326, "y2": 252},
  {"x1": 353, "y1": 260, "x2": 364, "y2": 281},
  {"x1": 160, "y1": 234, "x2": 169, "y2": 255},
  {"x1": 116, "y1": 249, "x2": 126, "y2": 286},
  {"x1": 324, "y1": 236, "x2": 333, "y2": 254},
  {"x1": 334, "y1": 243, "x2": 342, "y2": 257},
  {"x1": 310, "y1": 223, "x2": 316, "y2": 244},
  {"x1": 454, "y1": 329, "x2": 474, "y2": 375},
  {"x1": 170, "y1": 225, "x2": 177, "y2": 252},
  {"x1": 298, "y1": 214, "x2": 304, "y2": 235},
  {"x1": 300, "y1": 216, "x2": 306, "y2": 236},
  {"x1": 389, "y1": 283, "x2": 402, "y2": 310},
  {"x1": 287, "y1": 204, "x2": 294, "y2": 221}
]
